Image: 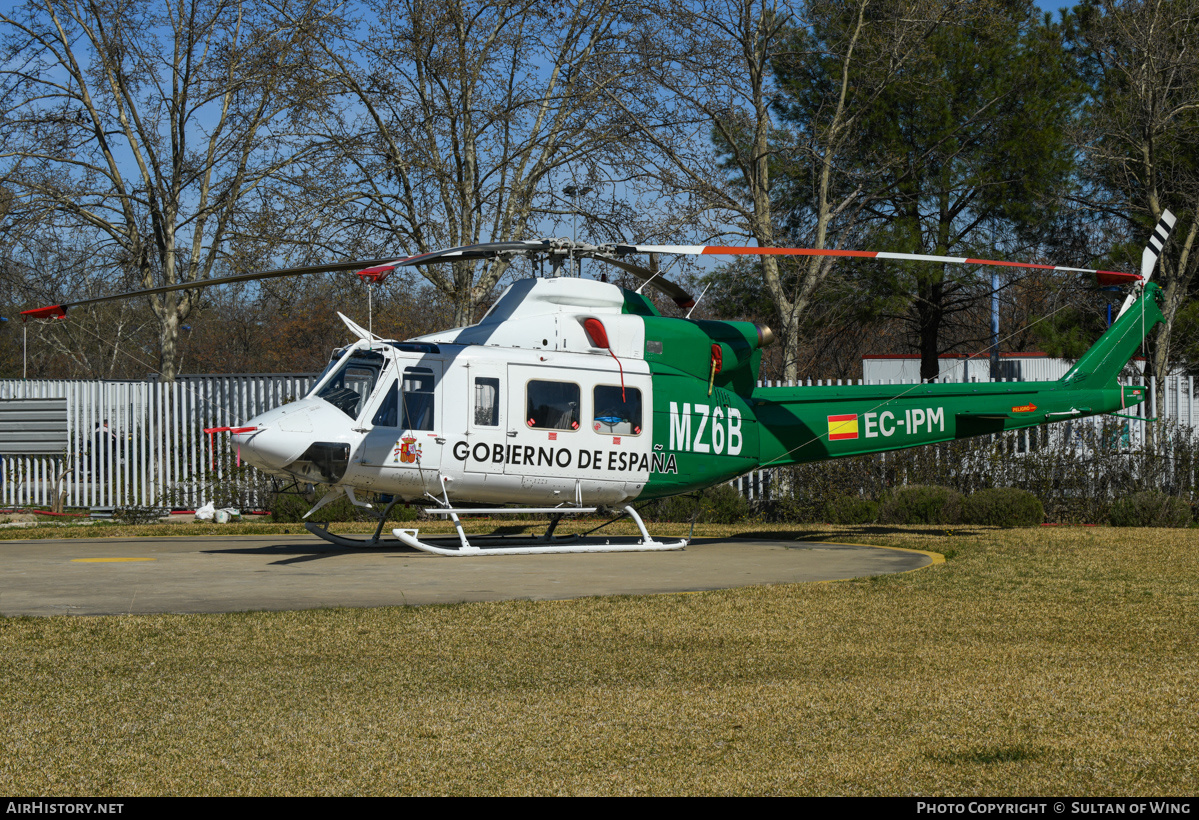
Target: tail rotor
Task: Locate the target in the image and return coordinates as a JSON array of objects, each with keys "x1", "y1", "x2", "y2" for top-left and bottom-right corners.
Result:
[{"x1": 1116, "y1": 210, "x2": 1176, "y2": 320}]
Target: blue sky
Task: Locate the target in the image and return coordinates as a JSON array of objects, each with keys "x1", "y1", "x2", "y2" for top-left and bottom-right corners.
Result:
[{"x1": 1035, "y1": 0, "x2": 1074, "y2": 15}]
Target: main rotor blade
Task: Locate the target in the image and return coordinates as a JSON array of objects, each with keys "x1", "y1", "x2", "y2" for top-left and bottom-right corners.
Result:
[
  {"x1": 397, "y1": 240, "x2": 554, "y2": 267},
  {"x1": 396, "y1": 239, "x2": 698, "y2": 309},
  {"x1": 19, "y1": 257, "x2": 402, "y2": 320},
  {"x1": 587, "y1": 255, "x2": 695, "y2": 309},
  {"x1": 619, "y1": 244, "x2": 1142, "y2": 285}
]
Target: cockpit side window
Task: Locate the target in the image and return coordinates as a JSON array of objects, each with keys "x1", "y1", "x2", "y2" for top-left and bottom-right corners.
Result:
[
  {"x1": 401, "y1": 367, "x2": 436, "y2": 431},
  {"x1": 372, "y1": 379, "x2": 400, "y2": 427},
  {"x1": 474, "y1": 377, "x2": 500, "y2": 426},
  {"x1": 315, "y1": 349, "x2": 386, "y2": 419}
]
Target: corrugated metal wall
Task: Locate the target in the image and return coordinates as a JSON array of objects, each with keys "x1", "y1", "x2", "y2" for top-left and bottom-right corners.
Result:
[
  {"x1": 0, "y1": 374, "x2": 317, "y2": 508},
  {"x1": 0, "y1": 398, "x2": 68, "y2": 454}
]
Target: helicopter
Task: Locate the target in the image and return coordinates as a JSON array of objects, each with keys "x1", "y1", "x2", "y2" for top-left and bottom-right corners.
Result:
[{"x1": 20, "y1": 211, "x2": 1174, "y2": 555}]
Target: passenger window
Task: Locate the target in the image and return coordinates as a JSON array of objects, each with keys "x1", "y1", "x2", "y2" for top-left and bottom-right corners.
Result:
[
  {"x1": 474, "y1": 377, "x2": 500, "y2": 426},
  {"x1": 371, "y1": 379, "x2": 400, "y2": 427},
  {"x1": 593, "y1": 386, "x2": 642, "y2": 435},
  {"x1": 401, "y1": 367, "x2": 436, "y2": 431},
  {"x1": 526, "y1": 380, "x2": 580, "y2": 430}
]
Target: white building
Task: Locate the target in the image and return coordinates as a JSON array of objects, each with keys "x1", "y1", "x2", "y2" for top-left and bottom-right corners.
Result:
[{"x1": 862, "y1": 352, "x2": 1147, "y2": 384}]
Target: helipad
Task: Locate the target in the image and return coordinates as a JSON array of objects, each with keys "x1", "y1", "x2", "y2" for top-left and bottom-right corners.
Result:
[{"x1": 0, "y1": 534, "x2": 936, "y2": 616}]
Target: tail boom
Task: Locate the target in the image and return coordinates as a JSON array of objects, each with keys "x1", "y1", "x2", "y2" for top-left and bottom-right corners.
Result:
[
  {"x1": 752, "y1": 284, "x2": 1162, "y2": 468},
  {"x1": 753, "y1": 381, "x2": 1143, "y2": 468}
]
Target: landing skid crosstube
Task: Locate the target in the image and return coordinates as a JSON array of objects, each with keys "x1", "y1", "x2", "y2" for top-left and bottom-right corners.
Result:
[{"x1": 303, "y1": 504, "x2": 687, "y2": 555}]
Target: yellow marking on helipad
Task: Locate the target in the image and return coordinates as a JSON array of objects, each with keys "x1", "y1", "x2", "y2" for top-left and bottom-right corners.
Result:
[{"x1": 71, "y1": 557, "x2": 156, "y2": 563}]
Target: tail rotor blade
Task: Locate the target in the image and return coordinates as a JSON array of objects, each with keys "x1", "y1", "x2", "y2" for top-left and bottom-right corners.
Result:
[
  {"x1": 1141, "y1": 210, "x2": 1177, "y2": 281},
  {"x1": 1117, "y1": 209, "x2": 1176, "y2": 320}
]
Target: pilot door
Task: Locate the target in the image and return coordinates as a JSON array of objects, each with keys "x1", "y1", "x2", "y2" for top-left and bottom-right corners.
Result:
[
  {"x1": 355, "y1": 361, "x2": 444, "y2": 494},
  {"x1": 463, "y1": 366, "x2": 507, "y2": 477}
]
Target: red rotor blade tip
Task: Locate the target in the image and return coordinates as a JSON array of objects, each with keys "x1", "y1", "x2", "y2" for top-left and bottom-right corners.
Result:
[
  {"x1": 355, "y1": 264, "x2": 396, "y2": 283},
  {"x1": 1095, "y1": 270, "x2": 1142, "y2": 286},
  {"x1": 21, "y1": 305, "x2": 68, "y2": 320}
]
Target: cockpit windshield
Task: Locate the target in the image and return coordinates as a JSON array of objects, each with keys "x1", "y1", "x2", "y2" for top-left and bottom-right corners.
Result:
[{"x1": 313, "y1": 349, "x2": 387, "y2": 419}]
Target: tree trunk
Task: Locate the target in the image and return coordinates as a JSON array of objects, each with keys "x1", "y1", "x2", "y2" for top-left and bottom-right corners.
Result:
[
  {"x1": 159, "y1": 310, "x2": 182, "y2": 383},
  {"x1": 453, "y1": 292, "x2": 475, "y2": 329},
  {"x1": 917, "y1": 275, "x2": 945, "y2": 383}
]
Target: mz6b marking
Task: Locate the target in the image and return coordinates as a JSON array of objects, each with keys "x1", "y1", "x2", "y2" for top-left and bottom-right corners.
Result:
[{"x1": 668, "y1": 402, "x2": 744, "y2": 454}]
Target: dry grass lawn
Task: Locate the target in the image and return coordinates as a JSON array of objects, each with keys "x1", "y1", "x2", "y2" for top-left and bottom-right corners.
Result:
[{"x1": 0, "y1": 524, "x2": 1195, "y2": 795}]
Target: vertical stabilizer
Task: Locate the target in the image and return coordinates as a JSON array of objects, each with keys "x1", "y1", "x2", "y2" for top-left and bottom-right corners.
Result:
[
  {"x1": 1061, "y1": 282, "x2": 1164, "y2": 389},
  {"x1": 1062, "y1": 211, "x2": 1174, "y2": 389}
]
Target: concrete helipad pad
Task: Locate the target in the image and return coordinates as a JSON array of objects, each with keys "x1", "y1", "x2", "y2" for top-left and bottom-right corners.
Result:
[{"x1": 0, "y1": 534, "x2": 936, "y2": 616}]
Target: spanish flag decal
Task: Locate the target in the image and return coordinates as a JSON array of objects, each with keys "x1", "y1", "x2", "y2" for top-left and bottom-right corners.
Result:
[{"x1": 827, "y1": 413, "x2": 859, "y2": 441}]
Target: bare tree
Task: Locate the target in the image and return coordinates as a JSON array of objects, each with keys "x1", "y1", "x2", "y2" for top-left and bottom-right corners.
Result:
[
  {"x1": 0, "y1": 0, "x2": 317, "y2": 380},
  {"x1": 283, "y1": 0, "x2": 651, "y2": 328},
  {"x1": 611, "y1": 0, "x2": 973, "y2": 380},
  {"x1": 2, "y1": 224, "x2": 159, "y2": 379},
  {"x1": 1071, "y1": 0, "x2": 1199, "y2": 399}
]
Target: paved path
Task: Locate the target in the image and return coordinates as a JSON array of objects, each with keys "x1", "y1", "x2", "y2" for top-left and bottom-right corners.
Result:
[{"x1": 0, "y1": 534, "x2": 936, "y2": 616}]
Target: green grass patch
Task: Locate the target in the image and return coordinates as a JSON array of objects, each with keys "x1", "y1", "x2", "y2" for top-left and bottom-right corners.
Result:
[{"x1": 0, "y1": 525, "x2": 1195, "y2": 795}]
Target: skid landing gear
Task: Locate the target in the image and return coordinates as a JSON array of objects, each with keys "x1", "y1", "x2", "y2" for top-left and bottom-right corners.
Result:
[
  {"x1": 303, "y1": 491, "x2": 408, "y2": 548},
  {"x1": 392, "y1": 504, "x2": 688, "y2": 556}
]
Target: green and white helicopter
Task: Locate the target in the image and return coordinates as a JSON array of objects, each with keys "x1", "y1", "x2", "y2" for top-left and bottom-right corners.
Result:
[{"x1": 22, "y1": 212, "x2": 1175, "y2": 554}]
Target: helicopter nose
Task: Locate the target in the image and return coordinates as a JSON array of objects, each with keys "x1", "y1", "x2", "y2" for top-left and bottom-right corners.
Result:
[
  {"x1": 232, "y1": 400, "x2": 329, "y2": 472},
  {"x1": 233, "y1": 427, "x2": 304, "y2": 473}
]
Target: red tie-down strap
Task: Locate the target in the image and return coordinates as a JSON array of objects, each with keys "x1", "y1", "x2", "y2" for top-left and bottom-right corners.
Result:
[{"x1": 202, "y1": 426, "x2": 258, "y2": 468}]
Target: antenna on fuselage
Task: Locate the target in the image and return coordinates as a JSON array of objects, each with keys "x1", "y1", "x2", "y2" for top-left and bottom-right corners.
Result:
[
  {"x1": 685, "y1": 282, "x2": 712, "y2": 319},
  {"x1": 634, "y1": 253, "x2": 662, "y2": 296},
  {"x1": 364, "y1": 278, "x2": 375, "y2": 348},
  {"x1": 563, "y1": 184, "x2": 592, "y2": 278}
]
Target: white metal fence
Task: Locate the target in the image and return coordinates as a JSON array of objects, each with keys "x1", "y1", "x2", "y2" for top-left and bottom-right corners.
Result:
[
  {"x1": 1, "y1": 372, "x2": 1194, "y2": 510},
  {"x1": 1, "y1": 374, "x2": 318, "y2": 509},
  {"x1": 731, "y1": 374, "x2": 1197, "y2": 502}
]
